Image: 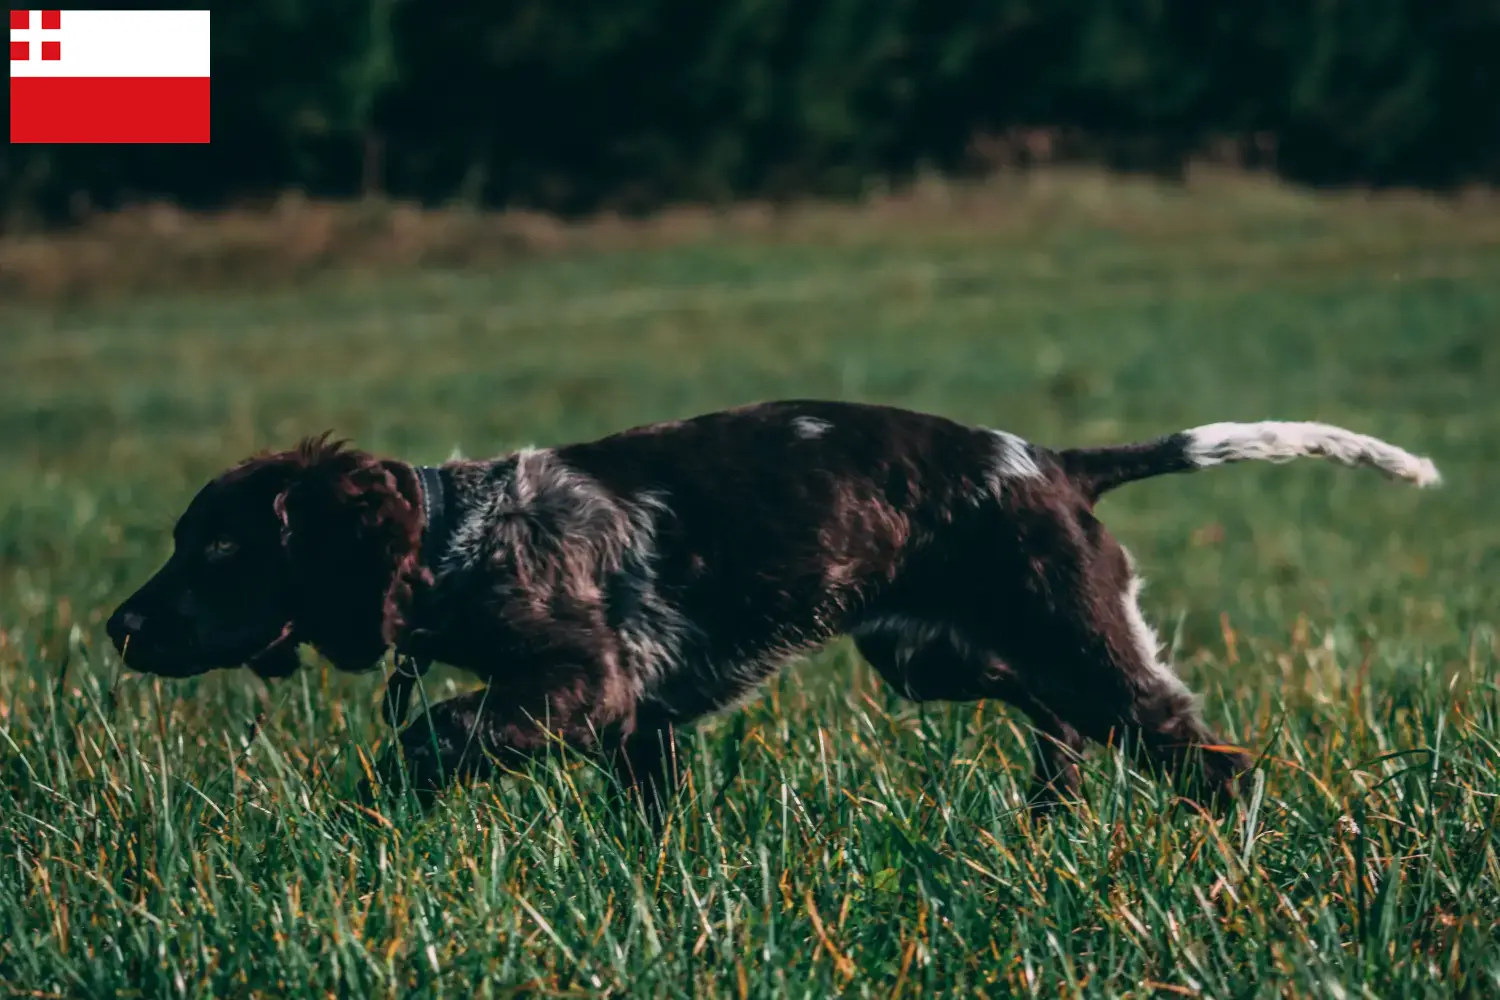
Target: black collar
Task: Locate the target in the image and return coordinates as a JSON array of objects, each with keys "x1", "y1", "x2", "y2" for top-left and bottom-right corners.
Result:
[
  {"x1": 414, "y1": 464, "x2": 454, "y2": 572},
  {"x1": 386, "y1": 464, "x2": 452, "y2": 729}
]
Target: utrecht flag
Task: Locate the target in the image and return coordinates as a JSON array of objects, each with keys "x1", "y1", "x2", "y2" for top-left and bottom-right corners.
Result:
[{"x1": 10, "y1": 10, "x2": 210, "y2": 143}]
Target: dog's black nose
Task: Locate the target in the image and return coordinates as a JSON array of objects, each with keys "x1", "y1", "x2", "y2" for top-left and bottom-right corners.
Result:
[{"x1": 106, "y1": 608, "x2": 146, "y2": 650}]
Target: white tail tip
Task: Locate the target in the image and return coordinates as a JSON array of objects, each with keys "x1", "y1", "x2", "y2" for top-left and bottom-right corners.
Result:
[{"x1": 1184, "y1": 421, "x2": 1442, "y2": 487}]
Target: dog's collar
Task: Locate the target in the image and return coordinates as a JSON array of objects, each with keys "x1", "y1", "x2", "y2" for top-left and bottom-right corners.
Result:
[
  {"x1": 414, "y1": 464, "x2": 454, "y2": 572},
  {"x1": 387, "y1": 464, "x2": 452, "y2": 729}
]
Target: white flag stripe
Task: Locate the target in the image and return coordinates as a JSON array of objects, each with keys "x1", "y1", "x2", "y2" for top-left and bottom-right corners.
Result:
[{"x1": 10, "y1": 10, "x2": 210, "y2": 78}]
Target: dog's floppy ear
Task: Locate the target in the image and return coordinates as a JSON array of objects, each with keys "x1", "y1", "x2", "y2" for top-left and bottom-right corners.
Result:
[{"x1": 273, "y1": 436, "x2": 425, "y2": 673}]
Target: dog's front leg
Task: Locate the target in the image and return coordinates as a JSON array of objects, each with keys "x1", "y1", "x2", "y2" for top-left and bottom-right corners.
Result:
[
  {"x1": 608, "y1": 716, "x2": 684, "y2": 824},
  {"x1": 371, "y1": 684, "x2": 628, "y2": 806}
]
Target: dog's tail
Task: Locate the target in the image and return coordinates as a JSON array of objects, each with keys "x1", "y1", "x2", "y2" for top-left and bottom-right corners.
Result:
[{"x1": 1060, "y1": 421, "x2": 1441, "y2": 502}]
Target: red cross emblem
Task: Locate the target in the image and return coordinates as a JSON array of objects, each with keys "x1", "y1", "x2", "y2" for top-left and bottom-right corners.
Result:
[{"x1": 10, "y1": 10, "x2": 63, "y2": 62}]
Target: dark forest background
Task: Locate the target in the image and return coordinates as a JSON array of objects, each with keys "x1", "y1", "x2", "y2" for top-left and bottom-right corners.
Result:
[{"x1": 4, "y1": 0, "x2": 1498, "y2": 226}]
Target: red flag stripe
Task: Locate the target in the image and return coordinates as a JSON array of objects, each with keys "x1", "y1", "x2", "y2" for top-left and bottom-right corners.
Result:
[{"x1": 10, "y1": 77, "x2": 210, "y2": 143}]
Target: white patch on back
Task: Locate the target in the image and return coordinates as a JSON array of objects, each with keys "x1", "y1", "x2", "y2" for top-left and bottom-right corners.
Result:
[
  {"x1": 792, "y1": 416, "x2": 832, "y2": 439},
  {"x1": 984, "y1": 429, "x2": 1043, "y2": 496}
]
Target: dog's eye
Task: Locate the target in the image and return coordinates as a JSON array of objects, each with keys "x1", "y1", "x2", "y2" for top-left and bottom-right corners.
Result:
[{"x1": 205, "y1": 538, "x2": 239, "y2": 561}]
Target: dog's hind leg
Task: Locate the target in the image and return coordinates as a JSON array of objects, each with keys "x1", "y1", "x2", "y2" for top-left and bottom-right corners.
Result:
[
  {"x1": 992, "y1": 530, "x2": 1254, "y2": 811},
  {"x1": 853, "y1": 625, "x2": 1086, "y2": 810}
]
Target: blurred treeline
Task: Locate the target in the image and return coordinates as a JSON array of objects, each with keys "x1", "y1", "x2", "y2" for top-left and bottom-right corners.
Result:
[{"x1": 3, "y1": 0, "x2": 1497, "y2": 226}]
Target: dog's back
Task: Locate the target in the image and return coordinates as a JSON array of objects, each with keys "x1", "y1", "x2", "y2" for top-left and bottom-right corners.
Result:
[{"x1": 549, "y1": 400, "x2": 1045, "y2": 716}]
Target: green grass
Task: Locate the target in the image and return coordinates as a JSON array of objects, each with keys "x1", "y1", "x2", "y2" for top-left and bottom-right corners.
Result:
[{"x1": 2, "y1": 173, "x2": 1499, "y2": 997}]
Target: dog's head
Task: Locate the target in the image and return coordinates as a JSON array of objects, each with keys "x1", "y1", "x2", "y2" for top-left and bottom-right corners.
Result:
[{"x1": 106, "y1": 435, "x2": 426, "y2": 680}]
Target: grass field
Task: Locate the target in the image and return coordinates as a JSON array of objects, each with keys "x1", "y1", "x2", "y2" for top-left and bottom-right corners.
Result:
[{"x1": 2, "y1": 173, "x2": 1499, "y2": 997}]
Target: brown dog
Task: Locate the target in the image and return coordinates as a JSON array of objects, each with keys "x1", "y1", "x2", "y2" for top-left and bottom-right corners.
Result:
[{"x1": 107, "y1": 401, "x2": 1439, "y2": 812}]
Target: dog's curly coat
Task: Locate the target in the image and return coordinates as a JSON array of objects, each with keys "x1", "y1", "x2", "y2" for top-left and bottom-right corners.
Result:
[{"x1": 107, "y1": 400, "x2": 1440, "y2": 812}]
